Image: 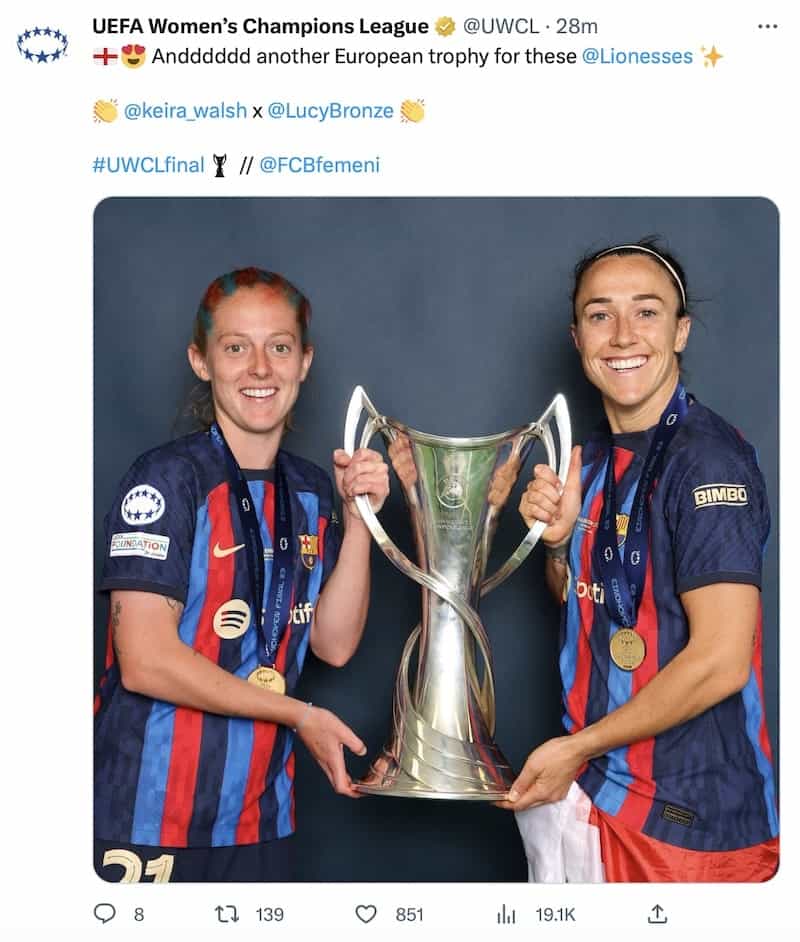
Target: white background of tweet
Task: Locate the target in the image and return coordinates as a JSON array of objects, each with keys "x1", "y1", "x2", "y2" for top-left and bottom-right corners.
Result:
[{"x1": 2, "y1": 0, "x2": 796, "y2": 934}]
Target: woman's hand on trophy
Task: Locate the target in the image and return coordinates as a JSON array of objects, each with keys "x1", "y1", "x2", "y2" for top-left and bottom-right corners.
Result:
[
  {"x1": 495, "y1": 734, "x2": 587, "y2": 811},
  {"x1": 333, "y1": 447, "x2": 390, "y2": 518},
  {"x1": 294, "y1": 704, "x2": 367, "y2": 798},
  {"x1": 519, "y1": 445, "x2": 583, "y2": 546}
]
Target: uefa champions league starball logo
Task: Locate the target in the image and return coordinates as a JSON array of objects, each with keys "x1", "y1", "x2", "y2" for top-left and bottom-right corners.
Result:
[
  {"x1": 437, "y1": 474, "x2": 466, "y2": 509},
  {"x1": 121, "y1": 485, "x2": 166, "y2": 525},
  {"x1": 17, "y1": 26, "x2": 68, "y2": 63}
]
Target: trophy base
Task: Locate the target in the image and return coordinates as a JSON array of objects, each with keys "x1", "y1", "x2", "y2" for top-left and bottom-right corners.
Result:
[{"x1": 354, "y1": 747, "x2": 515, "y2": 801}]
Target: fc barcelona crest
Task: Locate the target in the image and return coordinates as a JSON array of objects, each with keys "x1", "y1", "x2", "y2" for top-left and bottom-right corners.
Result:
[{"x1": 299, "y1": 533, "x2": 318, "y2": 570}]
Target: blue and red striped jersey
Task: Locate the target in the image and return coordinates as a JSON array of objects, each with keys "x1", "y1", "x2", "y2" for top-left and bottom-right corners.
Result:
[
  {"x1": 94, "y1": 431, "x2": 341, "y2": 847},
  {"x1": 562, "y1": 399, "x2": 778, "y2": 852}
]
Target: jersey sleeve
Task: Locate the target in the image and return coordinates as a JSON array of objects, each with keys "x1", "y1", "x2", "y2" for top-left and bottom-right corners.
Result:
[
  {"x1": 99, "y1": 450, "x2": 199, "y2": 603},
  {"x1": 320, "y1": 473, "x2": 342, "y2": 586},
  {"x1": 665, "y1": 442, "x2": 770, "y2": 594}
]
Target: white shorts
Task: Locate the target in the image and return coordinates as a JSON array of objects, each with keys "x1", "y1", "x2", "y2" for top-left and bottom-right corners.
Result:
[{"x1": 514, "y1": 781, "x2": 605, "y2": 883}]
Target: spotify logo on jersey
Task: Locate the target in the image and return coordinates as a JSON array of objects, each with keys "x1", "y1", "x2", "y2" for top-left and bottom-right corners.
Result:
[{"x1": 213, "y1": 599, "x2": 251, "y2": 639}]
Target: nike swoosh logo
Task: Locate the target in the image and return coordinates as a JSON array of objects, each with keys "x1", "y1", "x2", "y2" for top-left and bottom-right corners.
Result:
[{"x1": 213, "y1": 542, "x2": 245, "y2": 558}]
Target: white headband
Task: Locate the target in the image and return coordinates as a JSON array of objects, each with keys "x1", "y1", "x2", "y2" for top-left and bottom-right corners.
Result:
[{"x1": 593, "y1": 244, "x2": 687, "y2": 310}]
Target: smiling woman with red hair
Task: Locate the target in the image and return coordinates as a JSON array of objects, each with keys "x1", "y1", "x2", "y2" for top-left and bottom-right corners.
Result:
[{"x1": 94, "y1": 266, "x2": 389, "y2": 882}]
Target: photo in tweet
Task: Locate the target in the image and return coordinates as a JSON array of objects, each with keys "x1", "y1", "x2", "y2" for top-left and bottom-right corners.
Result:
[{"x1": 93, "y1": 195, "x2": 778, "y2": 883}]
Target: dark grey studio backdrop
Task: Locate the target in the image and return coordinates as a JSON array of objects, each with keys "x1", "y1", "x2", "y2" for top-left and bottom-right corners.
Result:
[{"x1": 94, "y1": 198, "x2": 779, "y2": 882}]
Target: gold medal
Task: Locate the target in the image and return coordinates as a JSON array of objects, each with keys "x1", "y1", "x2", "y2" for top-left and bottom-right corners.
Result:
[
  {"x1": 247, "y1": 666, "x2": 286, "y2": 695},
  {"x1": 609, "y1": 629, "x2": 646, "y2": 671}
]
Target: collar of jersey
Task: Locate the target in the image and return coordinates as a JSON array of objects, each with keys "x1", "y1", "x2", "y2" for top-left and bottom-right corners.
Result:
[{"x1": 242, "y1": 468, "x2": 276, "y2": 481}]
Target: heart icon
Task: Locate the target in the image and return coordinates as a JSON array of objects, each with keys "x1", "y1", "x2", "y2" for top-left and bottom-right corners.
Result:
[{"x1": 355, "y1": 904, "x2": 377, "y2": 924}]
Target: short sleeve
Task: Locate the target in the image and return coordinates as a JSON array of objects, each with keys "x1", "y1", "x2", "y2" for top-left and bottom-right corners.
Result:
[
  {"x1": 99, "y1": 450, "x2": 199, "y2": 603},
  {"x1": 320, "y1": 474, "x2": 342, "y2": 586},
  {"x1": 666, "y1": 443, "x2": 770, "y2": 595}
]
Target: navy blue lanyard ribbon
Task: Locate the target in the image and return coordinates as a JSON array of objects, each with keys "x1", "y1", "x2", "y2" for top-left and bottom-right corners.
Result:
[
  {"x1": 594, "y1": 383, "x2": 688, "y2": 628},
  {"x1": 210, "y1": 423, "x2": 294, "y2": 666}
]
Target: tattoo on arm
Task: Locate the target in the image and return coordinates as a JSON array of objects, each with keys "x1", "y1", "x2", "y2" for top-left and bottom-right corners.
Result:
[
  {"x1": 110, "y1": 596, "x2": 184, "y2": 661},
  {"x1": 165, "y1": 596, "x2": 185, "y2": 625},
  {"x1": 111, "y1": 600, "x2": 122, "y2": 657}
]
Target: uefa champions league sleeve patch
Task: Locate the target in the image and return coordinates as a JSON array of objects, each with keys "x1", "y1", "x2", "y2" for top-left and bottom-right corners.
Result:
[
  {"x1": 101, "y1": 457, "x2": 195, "y2": 601},
  {"x1": 121, "y1": 484, "x2": 166, "y2": 525}
]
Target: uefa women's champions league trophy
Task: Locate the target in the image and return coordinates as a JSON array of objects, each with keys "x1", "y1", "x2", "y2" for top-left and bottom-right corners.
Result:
[{"x1": 344, "y1": 386, "x2": 571, "y2": 800}]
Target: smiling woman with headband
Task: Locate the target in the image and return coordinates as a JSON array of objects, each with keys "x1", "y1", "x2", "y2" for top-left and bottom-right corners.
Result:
[
  {"x1": 93, "y1": 266, "x2": 389, "y2": 882},
  {"x1": 503, "y1": 240, "x2": 778, "y2": 883}
]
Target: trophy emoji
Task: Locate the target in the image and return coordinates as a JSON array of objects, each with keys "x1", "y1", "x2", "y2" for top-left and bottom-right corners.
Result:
[{"x1": 213, "y1": 153, "x2": 227, "y2": 178}]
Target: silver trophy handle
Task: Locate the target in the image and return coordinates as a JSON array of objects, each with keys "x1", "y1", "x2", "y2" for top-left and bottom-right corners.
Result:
[
  {"x1": 480, "y1": 393, "x2": 571, "y2": 596},
  {"x1": 344, "y1": 385, "x2": 437, "y2": 588}
]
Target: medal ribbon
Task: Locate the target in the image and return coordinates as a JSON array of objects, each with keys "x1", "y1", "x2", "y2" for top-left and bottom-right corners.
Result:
[
  {"x1": 594, "y1": 383, "x2": 688, "y2": 628},
  {"x1": 210, "y1": 423, "x2": 294, "y2": 666}
]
